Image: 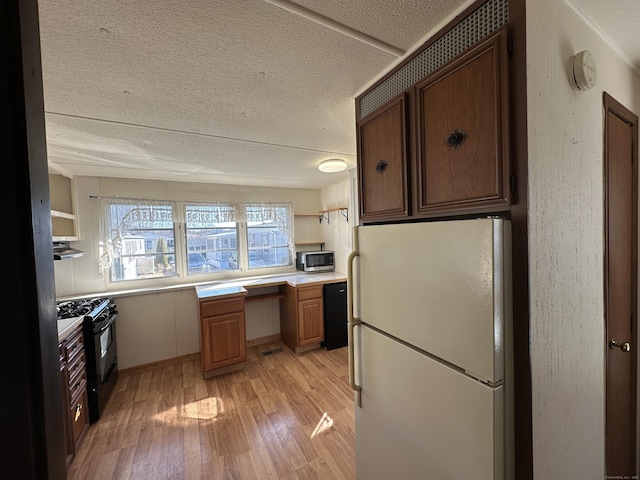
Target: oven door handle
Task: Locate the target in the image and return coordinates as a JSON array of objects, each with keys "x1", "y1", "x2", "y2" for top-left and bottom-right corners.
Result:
[{"x1": 95, "y1": 313, "x2": 117, "y2": 334}]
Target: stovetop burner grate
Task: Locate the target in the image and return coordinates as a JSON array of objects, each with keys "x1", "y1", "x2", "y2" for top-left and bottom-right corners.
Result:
[{"x1": 57, "y1": 298, "x2": 113, "y2": 320}]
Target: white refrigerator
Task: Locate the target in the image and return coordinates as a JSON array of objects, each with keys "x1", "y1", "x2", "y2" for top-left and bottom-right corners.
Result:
[{"x1": 347, "y1": 218, "x2": 513, "y2": 480}]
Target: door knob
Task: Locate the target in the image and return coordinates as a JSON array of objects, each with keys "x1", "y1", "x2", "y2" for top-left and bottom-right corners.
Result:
[{"x1": 609, "y1": 339, "x2": 631, "y2": 352}]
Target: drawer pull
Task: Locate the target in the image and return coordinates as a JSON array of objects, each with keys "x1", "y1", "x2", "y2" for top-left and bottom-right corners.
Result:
[{"x1": 74, "y1": 403, "x2": 83, "y2": 422}]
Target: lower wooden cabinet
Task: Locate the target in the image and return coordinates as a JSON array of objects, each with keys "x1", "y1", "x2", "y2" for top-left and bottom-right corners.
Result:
[
  {"x1": 59, "y1": 324, "x2": 89, "y2": 467},
  {"x1": 280, "y1": 284, "x2": 324, "y2": 353},
  {"x1": 199, "y1": 294, "x2": 247, "y2": 377},
  {"x1": 69, "y1": 390, "x2": 89, "y2": 449}
]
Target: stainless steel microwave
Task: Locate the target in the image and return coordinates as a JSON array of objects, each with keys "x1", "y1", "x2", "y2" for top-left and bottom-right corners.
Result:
[{"x1": 296, "y1": 251, "x2": 335, "y2": 273}]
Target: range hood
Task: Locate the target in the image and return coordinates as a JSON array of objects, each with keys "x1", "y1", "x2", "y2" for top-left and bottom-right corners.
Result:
[{"x1": 53, "y1": 241, "x2": 84, "y2": 260}]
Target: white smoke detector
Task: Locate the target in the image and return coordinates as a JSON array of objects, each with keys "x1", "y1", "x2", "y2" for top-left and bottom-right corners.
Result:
[{"x1": 571, "y1": 50, "x2": 597, "y2": 90}]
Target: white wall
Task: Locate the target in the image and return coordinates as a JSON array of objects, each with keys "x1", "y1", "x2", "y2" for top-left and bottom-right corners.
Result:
[
  {"x1": 527, "y1": 1, "x2": 640, "y2": 477},
  {"x1": 53, "y1": 176, "x2": 325, "y2": 369},
  {"x1": 113, "y1": 285, "x2": 281, "y2": 370},
  {"x1": 114, "y1": 289, "x2": 199, "y2": 369},
  {"x1": 54, "y1": 176, "x2": 323, "y2": 297},
  {"x1": 320, "y1": 177, "x2": 353, "y2": 274}
]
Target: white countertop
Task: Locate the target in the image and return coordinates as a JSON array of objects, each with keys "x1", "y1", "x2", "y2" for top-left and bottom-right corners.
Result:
[
  {"x1": 57, "y1": 316, "x2": 83, "y2": 342},
  {"x1": 58, "y1": 271, "x2": 347, "y2": 302},
  {"x1": 195, "y1": 271, "x2": 347, "y2": 299},
  {"x1": 196, "y1": 285, "x2": 248, "y2": 300}
]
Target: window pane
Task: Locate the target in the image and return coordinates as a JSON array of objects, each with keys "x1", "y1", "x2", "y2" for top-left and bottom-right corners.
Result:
[
  {"x1": 246, "y1": 205, "x2": 292, "y2": 269},
  {"x1": 185, "y1": 205, "x2": 238, "y2": 274},
  {"x1": 107, "y1": 203, "x2": 176, "y2": 282}
]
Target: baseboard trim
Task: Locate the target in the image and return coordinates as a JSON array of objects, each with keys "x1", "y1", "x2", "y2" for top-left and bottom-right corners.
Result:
[
  {"x1": 118, "y1": 352, "x2": 200, "y2": 377},
  {"x1": 247, "y1": 333, "x2": 281, "y2": 347},
  {"x1": 294, "y1": 342, "x2": 321, "y2": 354},
  {"x1": 203, "y1": 362, "x2": 245, "y2": 378},
  {"x1": 118, "y1": 335, "x2": 283, "y2": 377}
]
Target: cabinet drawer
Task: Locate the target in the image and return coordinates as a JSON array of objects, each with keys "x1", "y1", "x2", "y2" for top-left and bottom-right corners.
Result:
[
  {"x1": 67, "y1": 351, "x2": 85, "y2": 388},
  {"x1": 200, "y1": 297, "x2": 244, "y2": 317},
  {"x1": 64, "y1": 329, "x2": 84, "y2": 362},
  {"x1": 297, "y1": 286, "x2": 323, "y2": 301},
  {"x1": 59, "y1": 343, "x2": 65, "y2": 366},
  {"x1": 68, "y1": 371, "x2": 87, "y2": 406}
]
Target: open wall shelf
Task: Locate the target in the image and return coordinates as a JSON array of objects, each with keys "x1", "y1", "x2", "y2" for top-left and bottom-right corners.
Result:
[{"x1": 318, "y1": 207, "x2": 348, "y2": 224}]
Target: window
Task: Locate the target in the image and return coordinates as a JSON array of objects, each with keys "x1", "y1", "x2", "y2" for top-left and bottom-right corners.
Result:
[
  {"x1": 185, "y1": 204, "x2": 237, "y2": 275},
  {"x1": 245, "y1": 204, "x2": 293, "y2": 270},
  {"x1": 101, "y1": 199, "x2": 293, "y2": 282},
  {"x1": 104, "y1": 200, "x2": 176, "y2": 282}
]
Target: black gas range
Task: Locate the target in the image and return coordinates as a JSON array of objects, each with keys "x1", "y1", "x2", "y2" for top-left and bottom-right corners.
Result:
[
  {"x1": 57, "y1": 298, "x2": 117, "y2": 332},
  {"x1": 57, "y1": 297, "x2": 119, "y2": 423}
]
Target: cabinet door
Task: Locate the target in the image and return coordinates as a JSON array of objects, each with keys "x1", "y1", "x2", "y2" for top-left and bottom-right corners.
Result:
[
  {"x1": 69, "y1": 389, "x2": 89, "y2": 450},
  {"x1": 415, "y1": 28, "x2": 510, "y2": 215},
  {"x1": 201, "y1": 312, "x2": 246, "y2": 371},
  {"x1": 298, "y1": 298, "x2": 324, "y2": 345},
  {"x1": 358, "y1": 94, "x2": 409, "y2": 222}
]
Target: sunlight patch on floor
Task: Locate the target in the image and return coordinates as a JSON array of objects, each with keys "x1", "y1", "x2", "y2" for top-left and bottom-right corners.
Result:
[
  {"x1": 311, "y1": 412, "x2": 334, "y2": 438},
  {"x1": 178, "y1": 397, "x2": 225, "y2": 421}
]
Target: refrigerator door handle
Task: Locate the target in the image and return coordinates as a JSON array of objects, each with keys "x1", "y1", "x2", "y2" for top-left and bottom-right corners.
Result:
[{"x1": 348, "y1": 233, "x2": 363, "y2": 407}]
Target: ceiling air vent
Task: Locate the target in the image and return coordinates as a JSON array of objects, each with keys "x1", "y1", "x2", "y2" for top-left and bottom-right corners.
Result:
[{"x1": 358, "y1": 0, "x2": 509, "y2": 119}]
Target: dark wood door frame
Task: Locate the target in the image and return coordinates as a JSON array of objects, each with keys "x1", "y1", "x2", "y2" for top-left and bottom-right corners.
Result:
[
  {"x1": 4, "y1": 0, "x2": 534, "y2": 478},
  {"x1": 604, "y1": 92, "x2": 638, "y2": 476},
  {"x1": 2, "y1": 0, "x2": 67, "y2": 478}
]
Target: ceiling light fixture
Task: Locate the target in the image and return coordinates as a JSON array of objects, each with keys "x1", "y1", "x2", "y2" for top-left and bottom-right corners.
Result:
[{"x1": 318, "y1": 159, "x2": 347, "y2": 173}]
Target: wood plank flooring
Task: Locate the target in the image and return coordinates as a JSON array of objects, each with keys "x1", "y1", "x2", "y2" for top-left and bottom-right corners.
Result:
[{"x1": 68, "y1": 342, "x2": 355, "y2": 480}]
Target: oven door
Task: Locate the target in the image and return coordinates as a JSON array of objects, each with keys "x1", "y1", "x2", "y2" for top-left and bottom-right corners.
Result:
[{"x1": 95, "y1": 314, "x2": 118, "y2": 385}]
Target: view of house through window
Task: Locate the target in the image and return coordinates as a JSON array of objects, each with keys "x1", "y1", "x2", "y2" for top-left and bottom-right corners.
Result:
[
  {"x1": 185, "y1": 204, "x2": 238, "y2": 274},
  {"x1": 103, "y1": 199, "x2": 293, "y2": 282},
  {"x1": 245, "y1": 204, "x2": 292, "y2": 270},
  {"x1": 106, "y1": 201, "x2": 176, "y2": 282}
]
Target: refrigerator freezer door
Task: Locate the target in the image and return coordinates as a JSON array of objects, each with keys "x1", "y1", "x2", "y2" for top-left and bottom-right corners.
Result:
[
  {"x1": 356, "y1": 218, "x2": 510, "y2": 383},
  {"x1": 355, "y1": 325, "x2": 504, "y2": 480}
]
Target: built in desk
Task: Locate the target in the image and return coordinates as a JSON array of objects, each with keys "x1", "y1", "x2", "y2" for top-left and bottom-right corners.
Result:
[{"x1": 195, "y1": 272, "x2": 347, "y2": 377}]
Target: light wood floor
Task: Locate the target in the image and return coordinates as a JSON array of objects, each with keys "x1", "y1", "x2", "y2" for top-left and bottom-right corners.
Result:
[{"x1": 68, "y1": 342, "x2": 355, "y2": 480}]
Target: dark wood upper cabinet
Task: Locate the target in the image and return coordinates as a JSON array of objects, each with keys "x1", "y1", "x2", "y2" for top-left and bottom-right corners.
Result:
[
  {"x1": 415, "y1": 27, "x2": 510, "y2": 215},
  {"x1": 357, "y1": 93, "x2": 409, "y2": 222},
  {"x1": 355, "y1": 26, "x2": 511, "y2": 224}
]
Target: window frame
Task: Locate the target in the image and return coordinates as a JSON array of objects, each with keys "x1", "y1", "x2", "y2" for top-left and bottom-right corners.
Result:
[
  {"x1": 243, "y1": 203, "x2": 294, "y2": 271},
  {"x1": 102, "y1": 200, "x2": 178, "y2": 283},
  {"x1": 183, "y1": 203, "x2": 239, "y2": 276},
  {"x1": 101, "y1": 198, "x2": 294, "y2": 286}
]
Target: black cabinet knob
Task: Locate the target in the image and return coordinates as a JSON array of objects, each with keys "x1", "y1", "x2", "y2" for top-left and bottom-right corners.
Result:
[
  {"x1": 375, "y1": 160, "x2": 388, "y2": 173},
  {"x1": 446, "y1": 129, "x2": 468, "y2": 149}
]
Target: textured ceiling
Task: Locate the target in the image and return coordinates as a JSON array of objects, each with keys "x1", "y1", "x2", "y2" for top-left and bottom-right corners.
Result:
[
  {"x1": 38, "y1": 0, "x2": 471, "y2": 189},
  {"x1": 38, "y1": 0, "x2": 639, "y2": 190}
]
